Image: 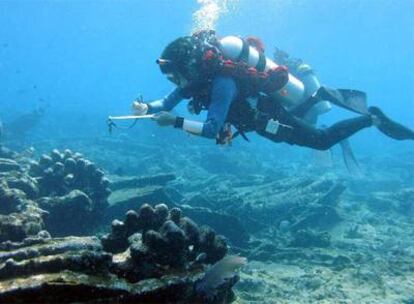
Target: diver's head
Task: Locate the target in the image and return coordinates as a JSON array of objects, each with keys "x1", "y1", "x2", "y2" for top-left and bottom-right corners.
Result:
[{"x1": 156, "y1": 36, "x2": 199, "y2": 88}]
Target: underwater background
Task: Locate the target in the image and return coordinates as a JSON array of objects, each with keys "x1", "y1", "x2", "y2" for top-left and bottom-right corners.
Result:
[
  {"x1": 1, "y1": 0, "x2": 414, "y2": 303},
  {"x1": 2, "y1": 0, "x2": 414, "y2": 154}
]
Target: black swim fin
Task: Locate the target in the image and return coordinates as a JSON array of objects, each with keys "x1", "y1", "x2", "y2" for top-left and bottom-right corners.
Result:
[
  {"x1": 339, "y1": 139, "x2": 362, "y2": 176},
  {"x1": 368, "y1": 106, "x2": 414, "y2": 140},
  {"x1": 316, "y1": 87, "x2": 368, "y2": 115},
  {"x1": 337, "y1": 89, "x2": 368, "y2": 114}
]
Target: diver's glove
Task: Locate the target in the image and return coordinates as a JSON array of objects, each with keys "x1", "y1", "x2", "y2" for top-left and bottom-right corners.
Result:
[
  {"x1": 132, "y1": 100, "x2": 149, "y2": 115},
  {"x1": 152, "y1": 111, "x2": 177, "y2": 127}
]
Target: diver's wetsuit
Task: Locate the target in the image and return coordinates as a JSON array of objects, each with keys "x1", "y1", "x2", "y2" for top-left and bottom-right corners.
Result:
[
  {"x1": 148, "y1": 75, "x2": 373, "y2": 150},
  {"x1": 253, "y1": 96, "x2": 372, "y2": 150}
]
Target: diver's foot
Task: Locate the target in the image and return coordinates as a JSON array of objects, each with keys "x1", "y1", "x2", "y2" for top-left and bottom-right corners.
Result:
[{"x1": 368, "y1": 106, "x2": 414, "y2": 140}]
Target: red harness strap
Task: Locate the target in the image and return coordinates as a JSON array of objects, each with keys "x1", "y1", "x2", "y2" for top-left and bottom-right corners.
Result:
[{"x1": 195, "y1": 31, "x2": 289, "y2": 95}]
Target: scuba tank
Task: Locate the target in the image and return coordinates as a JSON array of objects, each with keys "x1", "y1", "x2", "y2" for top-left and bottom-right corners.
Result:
[
  {"x1": 218, "y1": 36, "x2": 305, "y2": 107},
  {"x1": 297, "y1": 63, "x2": 332, "y2": 117},
  {"x1": 188, "y1": 31, "x2": 331, "y2": 116}
]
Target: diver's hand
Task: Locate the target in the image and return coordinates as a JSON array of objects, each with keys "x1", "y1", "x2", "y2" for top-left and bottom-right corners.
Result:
[
  {"x1": 152, "y1": 111, "x2": 177, "y2": 127},
  {"x1": 132, "y1": 101, "x2": 148, "y2": 115}
]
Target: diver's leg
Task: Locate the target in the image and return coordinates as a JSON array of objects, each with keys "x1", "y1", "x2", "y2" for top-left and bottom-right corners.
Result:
[
  {"x1": 293, "y1": 100, "x2": 361, "y2": 173},
  {"x1": 289, "y1": 96, "x2": 320, "y2": 118},
  {"x1": 256, "y1": 110, "x2": 373, "y2": 150},
  {"x1": 256, "y1": 95, "x2": 374, "y2": 150}
]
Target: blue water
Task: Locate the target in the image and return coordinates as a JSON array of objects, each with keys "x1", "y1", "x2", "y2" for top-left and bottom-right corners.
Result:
[
  {"x1": 1, "y1": 2, "x2": 414, "y2": 301},
  {"x1": 1, "y1": 0, "x2": 413, "y2": 156}
]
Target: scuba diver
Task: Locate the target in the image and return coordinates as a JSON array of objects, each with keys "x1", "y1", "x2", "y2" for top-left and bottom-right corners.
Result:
[{"x1": 131, "y1": 30, "x2": 414, "y2": 149}]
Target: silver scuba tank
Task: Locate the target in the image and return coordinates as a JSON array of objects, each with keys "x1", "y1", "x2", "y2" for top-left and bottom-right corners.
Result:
[
  {"x1": 298, "y1": 64, "x2": 332, "y2": 116},
  {"x1": 218, "y1": 36, "x2": 305, "y2": 107}
]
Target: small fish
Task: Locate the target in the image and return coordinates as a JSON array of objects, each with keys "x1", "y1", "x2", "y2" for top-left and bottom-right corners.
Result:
[{"x1": 196, "y1": 255, "x2": 247, "y2": 298}]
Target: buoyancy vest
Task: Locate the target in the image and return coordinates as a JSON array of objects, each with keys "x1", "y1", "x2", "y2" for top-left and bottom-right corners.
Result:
[
  {"x1": 181, "y1": 31, "x2": 308, "y2": 143},
  {"x1": 188, "y1": 31, "x2": 308, "y2": 104}
]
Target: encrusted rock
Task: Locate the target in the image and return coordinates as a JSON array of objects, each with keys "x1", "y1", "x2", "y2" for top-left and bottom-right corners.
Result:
[
  {"x1": 0, "y1": 182, "x2": 26, "y2": 214},
  {"x1": 197, "y1": 226, "x2": 228, "y2": 263},
  {"x1": 0, "y1": 208, "x2": 45, "y2": 243},
  {"x1": 28, "y1": 149, "x2": 111, "y2": 235},
  {"x1": 289, "y1": 229, "x2": 331, "y2": 248},
  {"x1": 369, "y1": 188, "x2": 414, "y2": 215},
  {"x1": 0, "y1": 209, "x2": 239, "y2": 303},
  {"x1": 0, "y1": 146, "x2": 243, "y2": 303},
  {"x1": 169, "y1": 207, "x2": 182, "y2": 224},
  {"x1": 0, "y1": 182, "x2": 46, "y2": 242},
  {"x1": 102, "y1": 204, "x2": 228, "y2": 277},
  {"x1": 0, "y1": 158, "x2": 20, "y2": 172},
  {"x1": 0, "y1": 146, "x2": 17, "y2": 159},
  {"x1": 4, "y1": 173, "x2": 38, "y2": 199},
  {"x1": 37, "y1": 190, "x2": 93, "y2": 236}
]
